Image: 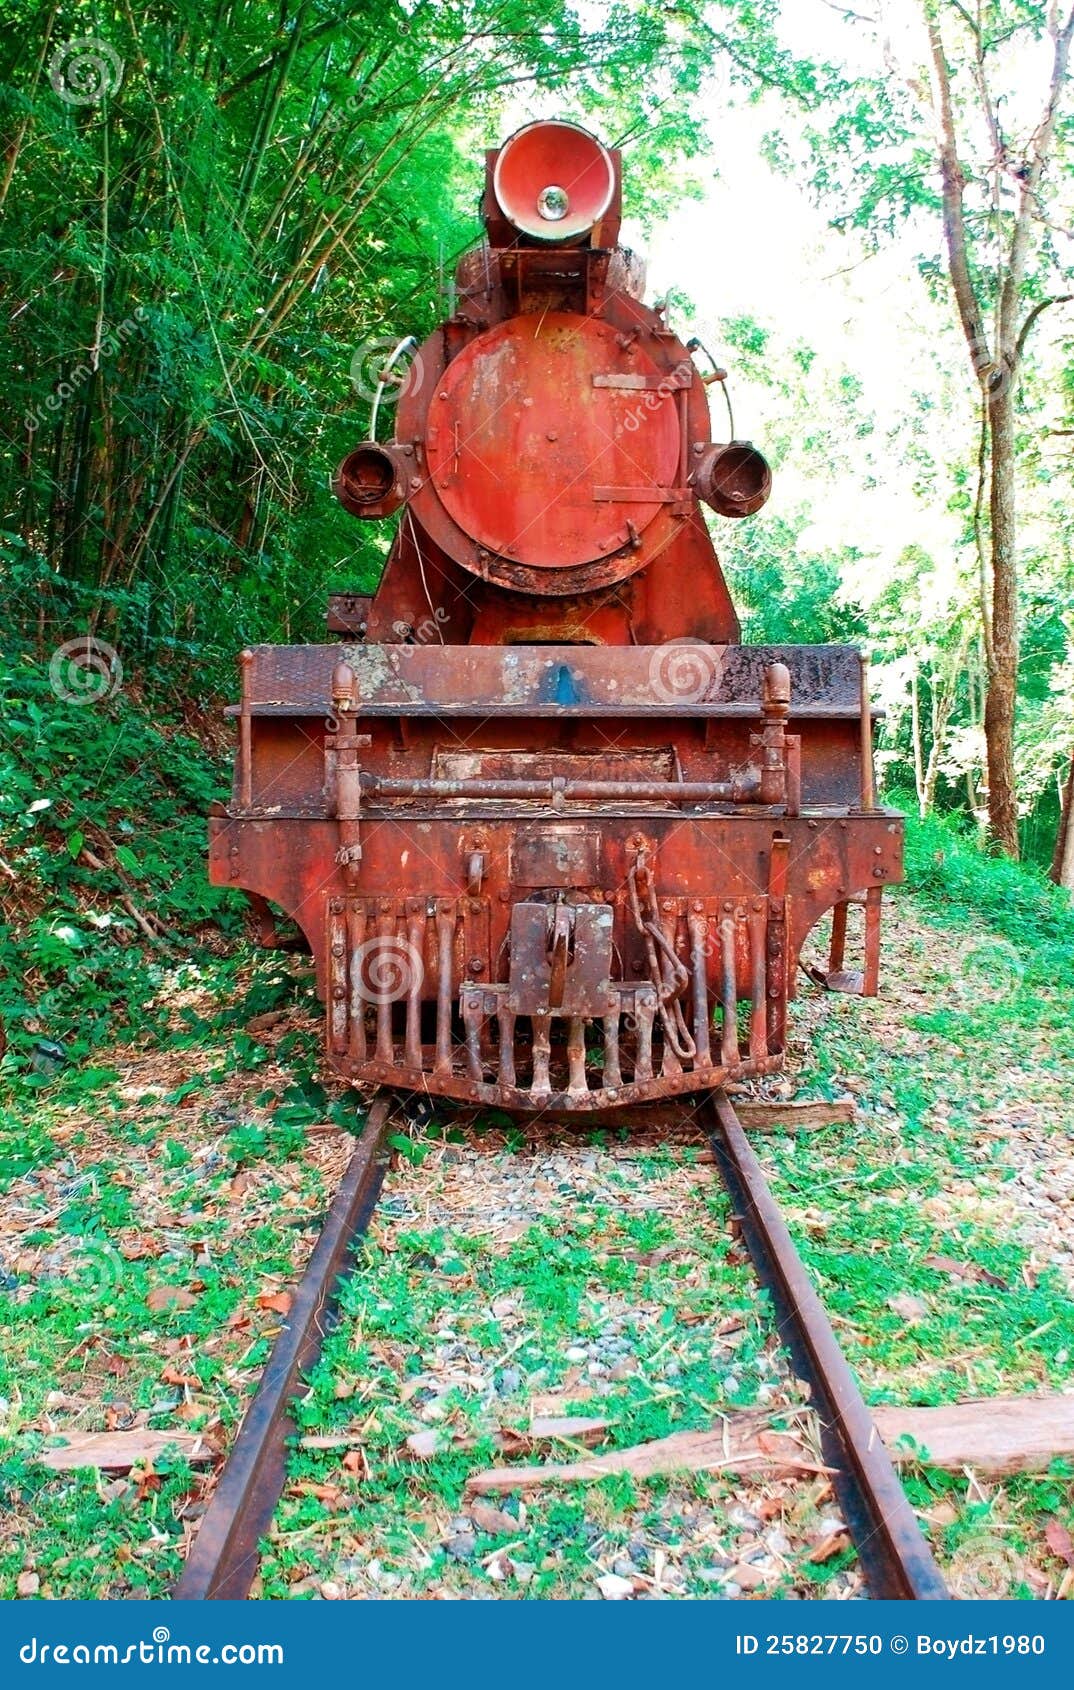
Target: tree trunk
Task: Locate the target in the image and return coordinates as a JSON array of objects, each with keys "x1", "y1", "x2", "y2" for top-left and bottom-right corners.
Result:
[
  {"x1": 1051, "y1": 752, "x2": 1074, "y2": 890},
  {"x1": 922, "y1": 660, "x2": 960, "y2": 816},
  {"x1": 984, "y1": 383, "x2": 1020, "y2": 857},
  {"x1": 910, "y1": 666, "x2": 926, "y2": 818},
  {"x1": 965, "y1": 649, "x2": 979, "y2": 813}
]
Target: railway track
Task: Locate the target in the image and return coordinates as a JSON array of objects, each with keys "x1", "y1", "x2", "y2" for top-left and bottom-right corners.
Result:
[{"x1": 173, "y1": 1089, "x2": 948, "y2": 1603}]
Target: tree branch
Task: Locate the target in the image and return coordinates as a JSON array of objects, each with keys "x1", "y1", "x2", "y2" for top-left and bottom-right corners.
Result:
[
  {"x1": 921, "y1": 2, "x2": 989, "y2": 374},
  {"x1": 998, "y1": 3, "x2": 1074, "y2": 356},
  {"x1": 1014, "y1": 293, "x2": 1074, "y2": 364}
]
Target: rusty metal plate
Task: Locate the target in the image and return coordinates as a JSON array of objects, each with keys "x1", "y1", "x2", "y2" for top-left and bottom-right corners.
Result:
[
  {"x1": 425, "y1": 312, "x2": 679, "y2": 570},
  {"x1": 511, "y1": 825, "x2": 600, "y2": 887},
  {"x1": 326, "y1": 593, "x2": 372, "y2": 636},
  {"x1": 230, "y1": 643, "x2": 864, "y2": 718},
  {"x1": 507, "y1": 901, "x2": 613, "y2": 1015}
]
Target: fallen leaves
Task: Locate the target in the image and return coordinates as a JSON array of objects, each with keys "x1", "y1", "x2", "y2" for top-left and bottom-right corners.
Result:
[
  {"x1": 923, "y1": 1253, "x2": 1006, "y2": 1290},
  {"x1": 288, "y1": 1480, "x2": 344, "y2": 1510},
  {"x1": 146, "y1": 1285, "x2": 197, "y2": 1313},
  {"x1": 1044, "y1": 1518, "x2": 1074, "y2": 1568},
  {"x1": 160, "y1": 1363, "x2": 200, "y2": 1388},
  {"x1": 255, "y1": 1290, "x2": 293, "y2": 1317},
  {"x1": 402, "y1": 1411, "x2": 612, "y2": 1463},
  {"x1": 807, "y1": 1529, "x2": 851, "y2": 1564},
  {"x1": 118, "y1": 1234, "x2": 163, "y2": 1262}
]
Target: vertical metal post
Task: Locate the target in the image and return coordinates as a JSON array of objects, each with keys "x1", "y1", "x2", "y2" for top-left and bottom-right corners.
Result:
[
  {"x1": 863, "y1": 886, "x2": 883, "y2": 997},
  {"x1": 718, "y1": 914, "x2": 738, "y2": 1067},
  {"x1": 687, "y1": 909, "x2": 712, "y2": 1068},
  {"x1": 829, "y1": 900, "x2": 849, "y2": 975},
  {"x1": 238, "y1": 649, "x2": 254, "y2": 809},
  {"x1": 859, "y1": 652, "x2": 876, "y2": 812},
  {"x1": 766, "y1": 836, "x2": 790, "y2": 1055}
]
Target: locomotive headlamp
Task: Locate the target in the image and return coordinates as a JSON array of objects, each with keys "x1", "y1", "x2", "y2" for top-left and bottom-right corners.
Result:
[
  {"x1": 331, "y1": 441, "x2": 406, "y2": 519},
  {"x1": 537, "y1": 185, "x2": 569, "y2": 221},
  {"x1": 693, "y1": 441, "x2": 772, "y2": 519},
  {"x1": 493, "y1": 119, "x2": 615, "y2": 242}
]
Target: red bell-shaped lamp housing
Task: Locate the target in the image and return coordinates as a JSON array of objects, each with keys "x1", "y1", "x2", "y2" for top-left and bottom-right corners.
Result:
[{"x1": 492, "y1": 120, "x2": 616, "y2": 243}]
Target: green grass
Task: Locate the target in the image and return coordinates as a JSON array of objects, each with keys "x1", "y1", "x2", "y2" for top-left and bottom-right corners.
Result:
[
  {"x1": 2, "y1": 800, "x2": 1073, "y2": 1597},
  {"x1": 0, "y1": 948, "x2": 374, "y2": 1598},
  {"x1": 255, "y1": 1153, "x2": 799, "y2": 1600}
]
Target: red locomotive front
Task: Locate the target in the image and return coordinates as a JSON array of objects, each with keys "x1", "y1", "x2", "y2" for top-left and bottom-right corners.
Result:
[{"x1": 209, "y1": 119, "x2": 903, "y2": 1114}]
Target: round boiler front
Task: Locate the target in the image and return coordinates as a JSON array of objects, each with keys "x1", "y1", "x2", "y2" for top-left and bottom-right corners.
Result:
[{"x1": 423, "y1": 311, "x2": 682, "y2": 583}]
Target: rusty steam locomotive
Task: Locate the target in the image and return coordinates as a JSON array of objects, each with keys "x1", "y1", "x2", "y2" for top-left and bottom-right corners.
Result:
[{"x1": 209, "y1": 119, "x2": 903, "y2": 1115}]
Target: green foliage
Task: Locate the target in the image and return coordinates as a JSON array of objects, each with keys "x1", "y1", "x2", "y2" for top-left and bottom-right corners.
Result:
[
  {"x1": 0, "y1": 0, "x2": 731, "y2": 689},
  {"x1": 746, "y1": 2, "x2": 1074, "y2": 862},
  {"x1": 901, "y1": 797, "x2": 1074, "y2": 983},
  {"x1": 0, "y1": 616, "x2": 242, "y2": 1064},
  {"x1": 723, "y1": 512, "x2": 867, "y2": 645}
]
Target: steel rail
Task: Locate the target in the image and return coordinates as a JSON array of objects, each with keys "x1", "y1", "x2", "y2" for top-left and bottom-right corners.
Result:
[
  {"x1": 173, "y1": 1094, "x2": 394, "y2": 1601},
  {"x1": 705, "y1": 1089, "x2": 948, "y2": 1600}
]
